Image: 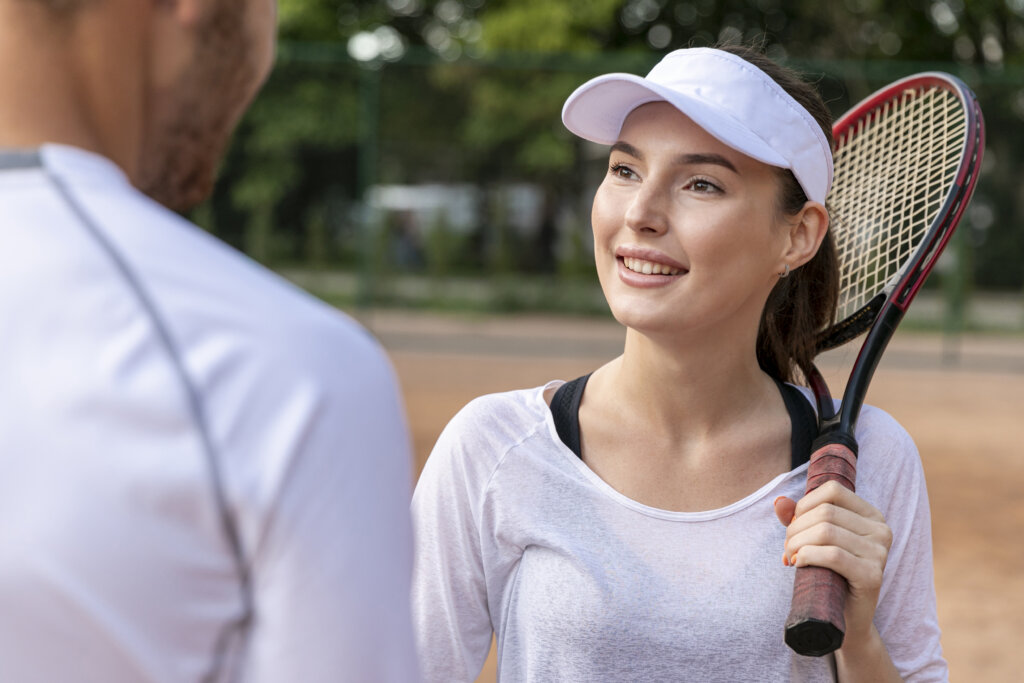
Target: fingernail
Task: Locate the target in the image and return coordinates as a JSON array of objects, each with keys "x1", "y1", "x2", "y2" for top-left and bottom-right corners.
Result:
[
  {"x1": 782, "y1": 552, "x2": 790, "y2": 567},
  {"x1": 790, "y1": 551, "x2": 799, "y2": 567},
  {"x1": 774, "y1": 496, "x2": 785, "y2": 506}
]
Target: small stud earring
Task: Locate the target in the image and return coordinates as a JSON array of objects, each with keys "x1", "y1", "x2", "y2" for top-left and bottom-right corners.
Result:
[{"x1": 779, "y1": 264, "x2": 790, "y2": 278}]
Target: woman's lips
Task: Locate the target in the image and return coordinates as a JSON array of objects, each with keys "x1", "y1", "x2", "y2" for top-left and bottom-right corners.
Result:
[
  {"x1": 616, "y1": 256, "x2": 687, "y2": 288},
  {"x1": 613, "y1": 246, "x2": 688, "y2": 287}
]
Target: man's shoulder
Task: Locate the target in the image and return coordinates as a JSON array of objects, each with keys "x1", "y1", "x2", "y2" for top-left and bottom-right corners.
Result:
[
  {"x1": 92, "y1": 181, "x2": 379, "y2": 358},
  {"x1": 26, "y1": 151, "x2": 393, "y2": 393}
]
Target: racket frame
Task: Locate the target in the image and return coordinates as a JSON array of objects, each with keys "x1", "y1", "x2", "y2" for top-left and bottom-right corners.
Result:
[
  {"x1": 822, "y1": 74, "x2": 984, "y2": 435},
  {"x1": 784, "y1": 72, "x2": 985, "y2": 657}
]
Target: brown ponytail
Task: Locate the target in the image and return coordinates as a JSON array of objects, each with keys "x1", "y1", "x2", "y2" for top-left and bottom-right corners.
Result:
[{"x1": 715, "y1": 44, "x2": 839, "y2": 384}]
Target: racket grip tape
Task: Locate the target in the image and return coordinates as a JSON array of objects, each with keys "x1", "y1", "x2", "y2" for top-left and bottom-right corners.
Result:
[{"x1": 784, "y1": 440, "x2": 858, "y2": 657}]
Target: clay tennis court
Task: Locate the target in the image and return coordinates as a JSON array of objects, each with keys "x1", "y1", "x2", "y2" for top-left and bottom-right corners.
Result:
[{"x1": 363, "y1": 309, "x2": 1024, "y2": 682}]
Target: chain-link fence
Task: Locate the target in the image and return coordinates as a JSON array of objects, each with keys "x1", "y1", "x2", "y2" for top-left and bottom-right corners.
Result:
[{"x1": 194, "y1": 44, "x2": 1022, "y2": 327}]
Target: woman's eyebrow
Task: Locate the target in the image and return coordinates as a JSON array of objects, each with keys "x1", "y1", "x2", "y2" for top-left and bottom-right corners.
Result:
[
  {"x1": 610, "y1": 141, "x2": 643, "y2": 159},
  {"x1": 611, "y1": 141, "x2": 739, "y2": 175},
  {"x1": 674, "y1": 153, "x2": 739, "y2": 174}
]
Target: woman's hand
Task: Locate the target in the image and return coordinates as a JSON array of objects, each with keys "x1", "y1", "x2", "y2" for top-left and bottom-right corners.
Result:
[{"x1": 774, "y1": 481, "x2": 893, "y2": 645}]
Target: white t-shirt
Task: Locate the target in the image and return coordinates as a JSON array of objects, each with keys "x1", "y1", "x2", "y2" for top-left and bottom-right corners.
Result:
[
  {"x1": 0, "y1": 145, "x2": 418, "y2": 682},
  {"x1": 411, "y1": 381, "x2": 947, "y2": 682}
]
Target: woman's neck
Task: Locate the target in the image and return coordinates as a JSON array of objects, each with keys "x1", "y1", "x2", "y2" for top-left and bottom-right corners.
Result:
[
  {"x1": 578, "y1": 325, "x2": 793, "y2": 511},
  {"x1": 596, "y1": 325, "x2": 780, "y2": 442}
]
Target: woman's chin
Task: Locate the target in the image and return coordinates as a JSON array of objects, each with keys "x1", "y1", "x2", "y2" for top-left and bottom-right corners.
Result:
[{"x1": 608, "y1": 305, "x2": 681, "y2": 337}]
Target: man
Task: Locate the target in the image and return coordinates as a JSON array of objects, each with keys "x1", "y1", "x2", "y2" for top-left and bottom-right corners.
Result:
[{"x1": 0, "y1": 1, "x2": 418, "y2": 680}]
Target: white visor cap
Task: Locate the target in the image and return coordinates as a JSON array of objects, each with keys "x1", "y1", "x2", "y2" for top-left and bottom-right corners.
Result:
[{"x1": 561, "y1": 48, "x2": 833, "y2": 205}]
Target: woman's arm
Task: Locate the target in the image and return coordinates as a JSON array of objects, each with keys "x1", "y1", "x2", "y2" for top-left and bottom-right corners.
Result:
[
  {"x1": 775, "y1": 483, "x2": 902, "y2": 682},
  {"x1": 776, "y1": 404, "x2": 948, "y2": 682},
  {"x1": 411, "y1": 409, "x2": 498, "y2": 683}
]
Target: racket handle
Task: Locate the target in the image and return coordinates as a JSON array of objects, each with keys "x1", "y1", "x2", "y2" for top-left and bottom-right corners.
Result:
[{"x1": 784, "y1": 439, "x2": 858, "y2": 657}]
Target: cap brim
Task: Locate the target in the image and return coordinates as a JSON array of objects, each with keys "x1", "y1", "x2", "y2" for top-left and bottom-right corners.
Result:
[{"x1": 561, "y1": 73, "x2": 788, "y2": 170}]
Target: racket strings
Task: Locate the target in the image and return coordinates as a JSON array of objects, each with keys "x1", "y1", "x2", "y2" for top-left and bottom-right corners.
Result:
[{"x1": 827, "y1": 85, "x2": 967, "y2": 323}]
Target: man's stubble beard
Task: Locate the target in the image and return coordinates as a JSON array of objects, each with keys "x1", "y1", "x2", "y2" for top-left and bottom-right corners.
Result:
[{"x1": 138, "y1": 4, "x2": 264, "y2": 212}]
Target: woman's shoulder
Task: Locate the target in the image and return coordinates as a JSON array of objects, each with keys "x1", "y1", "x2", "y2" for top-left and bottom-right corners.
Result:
[
  {"x1": 424, "y1": 382, "x2": 562, "y2": 479},
  {"x1": 447, "y1": 383, "x2": 555, "y2": 436},
  {"x1": 855, "y1": 403, "x2": 918, "y2": 459},
  {"x1": 789, "y1": 385, "x2": 917, "y2": 457},
  {"x1": 788, "y1": 385, "x2": 923, "y2": 492},
  {"x1": 851, "y1": 403, "x2": 927, "y2": 504}
]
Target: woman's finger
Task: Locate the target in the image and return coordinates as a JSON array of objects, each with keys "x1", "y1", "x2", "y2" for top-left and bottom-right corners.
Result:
[
  {"x1": 773, "y1": 495, "x2": 797, "y2": 526},
  {"x1": 784, "y1": 519, "x2": 890, "y2": 567},
  {"x1": 784, "y1": 501, "x2": 893, "y2": 549},
  {"x1": 793, "y1": 480, "x2": 885, "y2": 522},
  {"x1": 789, "y1": 544, "x2": 886, "y2": 591}
]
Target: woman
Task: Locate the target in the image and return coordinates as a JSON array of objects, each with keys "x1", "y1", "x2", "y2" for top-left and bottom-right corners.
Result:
[{"x1": 412, "y1": 45, "x2": 946, "y2": 682}]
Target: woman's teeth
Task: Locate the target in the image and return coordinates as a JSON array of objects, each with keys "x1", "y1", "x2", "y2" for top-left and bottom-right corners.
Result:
[{"x1": 622, "y1": 257, "x2": 682, "y2": 276}]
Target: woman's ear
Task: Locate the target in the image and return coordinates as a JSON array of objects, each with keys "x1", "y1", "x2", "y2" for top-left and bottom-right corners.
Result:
[{"x1": 782, "y1": 201, "x2": 829, "y2": 269}]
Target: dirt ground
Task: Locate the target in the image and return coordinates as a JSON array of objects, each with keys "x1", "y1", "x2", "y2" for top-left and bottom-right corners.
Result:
[{"x1": 364, "y1": 310, "x2": 1024, "y2": 682}]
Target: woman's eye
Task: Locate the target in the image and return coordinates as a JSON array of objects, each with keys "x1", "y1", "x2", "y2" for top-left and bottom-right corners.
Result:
[
  {"x1": 610, "y1": 164, "x2": 637, "y2": 180},
  {"x1": 688, "y1": 178, "x2": 721, "y2": 193}
]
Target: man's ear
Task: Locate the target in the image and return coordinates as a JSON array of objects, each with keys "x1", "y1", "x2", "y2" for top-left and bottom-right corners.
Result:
[
  {"x1": 146, "y1": 0, "x2": 202, "y2": 90},
  {"x1": 781, "y1": 201, "x2": 829, "y2": 270},
  {"x1": 151, "y1": 0, "x2": 201, "y2": 25}
]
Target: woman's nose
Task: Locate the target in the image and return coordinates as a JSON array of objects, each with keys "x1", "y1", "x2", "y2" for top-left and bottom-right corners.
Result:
[{"x1": 623, "y1": 182, "x2": 670, "y2": 235}]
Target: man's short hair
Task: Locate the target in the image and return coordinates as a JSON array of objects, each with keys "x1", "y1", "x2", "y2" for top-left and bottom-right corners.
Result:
[{"x1": 27, "y1": 0, "x2": 91, "y2": 12}]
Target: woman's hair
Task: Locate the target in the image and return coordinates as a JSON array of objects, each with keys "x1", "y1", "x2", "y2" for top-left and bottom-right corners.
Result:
[{"x1": 715, "y1": 44, "x2": 839, "y2": 385}]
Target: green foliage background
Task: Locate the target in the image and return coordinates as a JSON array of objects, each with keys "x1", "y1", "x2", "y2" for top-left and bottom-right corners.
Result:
[{"x1": 195, "y1": 0, "x2": 1024, "y2": 303}]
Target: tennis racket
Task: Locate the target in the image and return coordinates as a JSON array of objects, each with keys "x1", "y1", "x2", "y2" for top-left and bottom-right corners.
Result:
[{"x1": 784, "y1": 72, "x2": 985, "y2": 657}]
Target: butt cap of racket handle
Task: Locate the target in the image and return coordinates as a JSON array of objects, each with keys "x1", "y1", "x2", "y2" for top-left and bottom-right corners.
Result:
[
  {"x1": 785, "y1": 565, "x2": 849, "y2": 656},
  {"x1": 784, "y1": 441, "x2": 858, "y2": 657},
  {"x1": 784, "y1": 616, "x2": 845, "y2": 657}
]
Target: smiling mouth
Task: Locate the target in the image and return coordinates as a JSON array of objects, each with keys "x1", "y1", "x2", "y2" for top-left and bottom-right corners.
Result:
[{"x1": 621, "y1": 256, "x2": 685, "y2": 276}]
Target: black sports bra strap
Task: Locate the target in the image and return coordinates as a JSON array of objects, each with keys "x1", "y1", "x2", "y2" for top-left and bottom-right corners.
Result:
[
  {"x1": 775, "y1": 381, "x2": 819, "y2": 470},
  {"x1": 550, "y1": 374, "x2": 817, "y2": 470},
  {"x1": 550, "y1": 374, "x2": 591, "y2": 459}
]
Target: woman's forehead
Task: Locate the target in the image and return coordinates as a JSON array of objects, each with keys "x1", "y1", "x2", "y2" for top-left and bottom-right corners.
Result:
[
  {"x1": 617, "y1": 102, "x2": 769, "y2": 173},
  {"x1": 621, "y1": 102, "x2": 718, "y2": 138}
]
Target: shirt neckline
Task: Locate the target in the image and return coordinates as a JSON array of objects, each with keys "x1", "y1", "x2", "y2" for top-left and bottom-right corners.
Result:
[
  {"x1": 535, "y1": 381, "x2": 810, "y2": 522},
  {"x1": 0, "y1": 144, "x2": 131, "y2": 189}
]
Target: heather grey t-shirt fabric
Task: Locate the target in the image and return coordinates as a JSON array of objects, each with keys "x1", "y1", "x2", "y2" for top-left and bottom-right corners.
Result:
[{"x1": 411, "y1": 381, "x2": 947, "y2": 682}]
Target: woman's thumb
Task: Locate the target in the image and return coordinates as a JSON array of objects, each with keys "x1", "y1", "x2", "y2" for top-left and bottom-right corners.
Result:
[{"x1": 773, "y1": 495, "x2": 797, "y2": 526}]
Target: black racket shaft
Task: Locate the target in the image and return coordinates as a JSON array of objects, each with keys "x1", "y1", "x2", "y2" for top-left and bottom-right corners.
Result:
[{"x1": 784, "y1": 304, "x2": 904, "y2": 656}]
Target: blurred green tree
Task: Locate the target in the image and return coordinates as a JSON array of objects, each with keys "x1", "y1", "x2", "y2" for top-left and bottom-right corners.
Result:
[{"x1": 204, "y1": 0, "x2": 1023, "y2": 290}]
